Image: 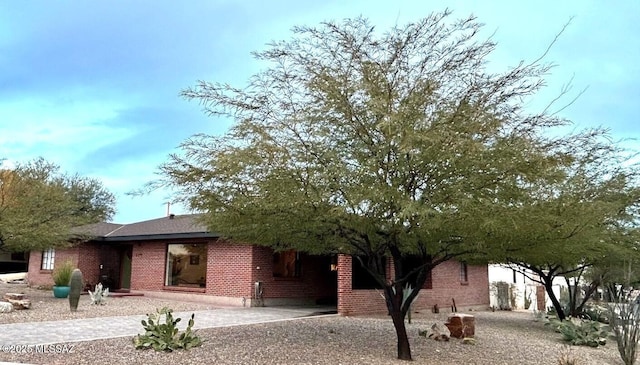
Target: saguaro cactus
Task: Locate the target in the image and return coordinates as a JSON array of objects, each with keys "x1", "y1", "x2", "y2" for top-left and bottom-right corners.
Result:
[{"x1": 68, "y1": 269, "x2": 83, "y2": 312}]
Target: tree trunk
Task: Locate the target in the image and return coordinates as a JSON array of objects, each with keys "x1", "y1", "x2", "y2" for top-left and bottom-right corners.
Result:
[
  {"x1": 389, "y1": 301, "x2": 412, "y2": 360},
  {"x1": 545, "y1": 282, "x2": 567, "y2": 320},
  {"x1": 384, "y1": 283, "x2": 413, "y2": 361}
]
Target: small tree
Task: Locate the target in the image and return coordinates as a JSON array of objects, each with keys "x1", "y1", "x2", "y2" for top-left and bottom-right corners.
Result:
[
  {"x1": 607, "y1": 257, "x2": 640, "y2": 365},
  {"x1": 497, "y1": 135, "x2": 640, "y2": 320}
]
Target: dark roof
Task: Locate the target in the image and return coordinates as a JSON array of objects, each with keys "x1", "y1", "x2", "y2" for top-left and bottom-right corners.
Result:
[
  {"x1": 72, "y1": 222, "x2": 124, "y2": 237},
  {"x1": 74, "y1": 214, "x2": 219, "y2": 242}
]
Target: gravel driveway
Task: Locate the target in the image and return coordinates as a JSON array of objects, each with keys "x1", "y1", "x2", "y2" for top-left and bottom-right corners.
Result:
[{"x1": 0, "y1": 284, "x2": 624, "y2": 364}]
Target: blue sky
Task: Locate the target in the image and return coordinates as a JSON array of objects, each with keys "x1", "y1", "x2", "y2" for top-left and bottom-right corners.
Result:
[{"x1": 1, "y1": 1, "x2": 638, "y2": 223}]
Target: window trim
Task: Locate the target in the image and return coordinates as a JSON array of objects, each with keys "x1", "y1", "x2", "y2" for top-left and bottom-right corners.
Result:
[
  {"x1": 351, "y1": 255, "x2": 386, "y2": 290},
  {"x1": 41, "y1": 248, "x2": 55, "y2": 271},
  {"x1": 164, "y1": 243, "x2": 207, "y2": 288},
  {"x1": 459, "y1": 262, "x2": 469, "y2": 284},
  {"x1": 272, "y1": 249, "x2": 302, "y2": 279}
]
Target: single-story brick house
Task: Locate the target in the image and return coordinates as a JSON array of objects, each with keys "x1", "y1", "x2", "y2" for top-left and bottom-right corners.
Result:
[{"x1": 27, "y1": 214, "x2": 489, "y2": 315}]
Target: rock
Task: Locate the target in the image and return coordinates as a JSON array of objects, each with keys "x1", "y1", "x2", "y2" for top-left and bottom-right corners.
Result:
[
  {"x1": 3, "y1": 293, "x2": 31, "y2": 310},
  {"x1": 0, "y1": 301, "x2": 13, "y2": 313},
  {"x1": 4, "y1": 293, "x2": 26, "y2": 301},
  {"x1": 8, "y1": 299, "x2": 31, "y2": 310},
  {"x1": 444, "y1": 313, "x2": 475, "y2": 338}
]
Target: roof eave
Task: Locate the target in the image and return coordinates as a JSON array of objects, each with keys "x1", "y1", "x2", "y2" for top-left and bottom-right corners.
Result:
[{"x1": 92, "y1": 232, "x2": 220, "y2": 242}]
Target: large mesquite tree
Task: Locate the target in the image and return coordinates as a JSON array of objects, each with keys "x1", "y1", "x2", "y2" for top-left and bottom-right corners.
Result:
[{"x1": 157, "y1": 12, "x2": 600, "y2": 360}]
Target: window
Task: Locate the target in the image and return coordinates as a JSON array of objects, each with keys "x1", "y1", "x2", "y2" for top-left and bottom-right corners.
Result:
[
  {"x1": 352, "y1": 256, "x2": 386, "y2": 290},
  {"x1": 459, "y1": 262, "x2": 468, "y2": 283},
  {"x1": 11, "y1": 252, "x2": 26, "y2": 261},
  {"x1": 165, "y1": 244, "x2": 207, "y2": 287},
  {"x1": 41, "y1": 248, "x2": 55, "y2": 270},
  {"x1": 512, "y1": 269, "x2": 517, "y2": 284},
  {"x1": 273, "y1": 250, "x2": 301, "y2": 278},
  {"x1": 404, "y1": 255, "x2": 432, "y2": 289}
]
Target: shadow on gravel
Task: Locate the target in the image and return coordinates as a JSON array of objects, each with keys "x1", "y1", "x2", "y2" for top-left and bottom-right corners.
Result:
[{"x1": 300, "y1": 310, "x2": 338, "y2": 317}]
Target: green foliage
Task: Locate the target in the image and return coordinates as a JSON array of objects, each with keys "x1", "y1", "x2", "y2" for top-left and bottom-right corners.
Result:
[
  {"x1": 547, "y1": 317, "x2": 609, "y2": 347},
  {"x1": 152, "y1": 9, "x2": 640, "y2": 361},
  {"x1": 68, "y1": 269, "x2": 83, "y2": 312},
  {"x1": 133, "y1": 307, "x2": 202, "y2": 352},
  {"x1": 581, "y1": 304, "x2": 609, "y2": 324},
  {"x1": 0, "y1": 158, "x2": 116, "y2": 252},
  {"x1": 52, "y1": 260, "x2": 74, "y2": 286},
  {"x1": 88, "y1": 283, "x2": 109, "y2": 305}
]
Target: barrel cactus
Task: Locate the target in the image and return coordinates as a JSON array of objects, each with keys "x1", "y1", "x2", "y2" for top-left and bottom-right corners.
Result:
[{"x1": 68, "y1": 269, "x2": 83, "y2": 312}]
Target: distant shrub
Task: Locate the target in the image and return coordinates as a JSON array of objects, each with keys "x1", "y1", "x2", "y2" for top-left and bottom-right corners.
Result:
[{"x1": 547, "y1": 317, "x2": 609, "y2": 347}]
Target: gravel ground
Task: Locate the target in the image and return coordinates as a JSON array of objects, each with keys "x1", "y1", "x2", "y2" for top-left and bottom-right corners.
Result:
[
  {"x1": 0, "y1": 284, "x2": 216, "y2": 324},
  {"x1": 0, "y1": 284, "x2": 623, "y2": 365}
]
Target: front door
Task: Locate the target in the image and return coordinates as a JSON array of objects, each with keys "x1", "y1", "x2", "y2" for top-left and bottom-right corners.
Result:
[{"x1": 120, "y1": 246, "x2": 132, "y2": 290}]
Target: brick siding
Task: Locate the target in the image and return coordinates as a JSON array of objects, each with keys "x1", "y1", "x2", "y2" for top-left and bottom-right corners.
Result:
[
  {"x1": 27, "y1": 247, "x2": 80, "y2": 287},
  {"x1": 130, "y1": 241, "x2": 167, "y2": 291},
  {"x1": 28, "y1": 241, "x2": 489, "y2": 314},
  {"x1": 337, "y1": 255, "x2": 489, "y2": 316},
  {"x1": 251, "y1": 246, "x2": 337, "y2": 305}
]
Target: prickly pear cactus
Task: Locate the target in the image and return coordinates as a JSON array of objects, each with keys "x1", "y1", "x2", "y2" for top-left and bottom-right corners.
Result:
[{"x1": 68, "y1": 269, "x2": 83, "y2": 312}]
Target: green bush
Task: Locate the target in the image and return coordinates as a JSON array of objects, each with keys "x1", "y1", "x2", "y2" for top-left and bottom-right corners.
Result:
[
  {"x1": 582, "y1": 304, "x2": 610, "y2": 324},
  {"x1": 547, "y1": 317, "x2": 609, "y2": 347},
  {"x1": 133, "y1": 307, "x2": 202, "y2": 352},
  {"x1": 52, "y1": 260, "x2": 74, "y2": 286}
]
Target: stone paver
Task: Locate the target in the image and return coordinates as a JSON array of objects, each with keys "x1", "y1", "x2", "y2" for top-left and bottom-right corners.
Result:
[{"x1": 0, "y1": 306, "x2": 336, "y2": 346}]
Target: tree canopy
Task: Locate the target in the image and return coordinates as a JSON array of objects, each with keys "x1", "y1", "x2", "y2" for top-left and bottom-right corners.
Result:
[
  {"x1": 155, "y1": 11, "x2": 639, "y2": 360},
  {"x1": 492, "y1": 132, "x2": 640, "y2": 319},
  {"x1": 0, "y1": 158, "x2": 116, "y2": 252}
]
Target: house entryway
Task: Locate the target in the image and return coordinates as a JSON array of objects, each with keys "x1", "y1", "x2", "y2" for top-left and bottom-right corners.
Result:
[{"x1": 119, "y1": 245, "x2": 132, "y2": 290}]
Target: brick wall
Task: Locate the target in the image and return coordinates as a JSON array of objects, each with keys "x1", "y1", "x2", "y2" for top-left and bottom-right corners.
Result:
[
  {"x1": 205, "y1": 241, "x2": 253, "y2": 298},
  {"x1": 27, "y1": 247, "x2": 80, "y2": 287},
  {"x1": 71, "y1": 243, "x2": 124, "y2": 289},
  {"x1": 76, "y1": 244, "x2": 101, "y2": 288},
  {"x1": 251, "y1": 246, "x2": 337, "y2": 305},
  {"x1": 412, "y1": 260, "x2": 489, "y2": 312},
  {"x1": 130, "y1": 241, "x2": 166, "y2": 291},
  {"x1": 336, "y1": 254, "x2": 489, "y2": 316}
]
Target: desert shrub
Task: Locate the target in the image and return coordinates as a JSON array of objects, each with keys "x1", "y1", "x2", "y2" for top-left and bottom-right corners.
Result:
[
  {"x1": 556, "y1": 345, "x2": 582, "y2": 365},
  {"x1": 608, "y1": 296, "x2": 640, "y2": 365},
  {"x1": 547, "y1": 317, "x2": 609, "y2": 347},
  {"x1": 133, "y1": 307, "x2": 202, "y2": 352},
  {"x1": 524, "y1": 286, "x2": 533, "y2": 310},
  {"x1": 581, "y1": 303, "x2": 610, "y2": 324},
  {"x1": 52, "y1": 260, "x2": 74, "y2": 286}
]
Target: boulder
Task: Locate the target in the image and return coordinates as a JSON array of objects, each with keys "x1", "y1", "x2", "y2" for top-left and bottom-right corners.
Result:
[
  {"x1": 0, "y1": 301, "x2": 13, "y2": 313},
  {"x1": 3, "y1": 293, "x2": 31, "y2": 310},
  {"x1": 444, "y1": 313, "x2": 475, "y2": 338},
  {"x1": 3, "y1": 293, "x2": 26, "y2": 301}
]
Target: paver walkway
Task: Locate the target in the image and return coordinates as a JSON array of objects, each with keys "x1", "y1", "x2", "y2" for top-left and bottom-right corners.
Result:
[{"x1": 0, "y1": 306, "x2": 336, "y2": 346}]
